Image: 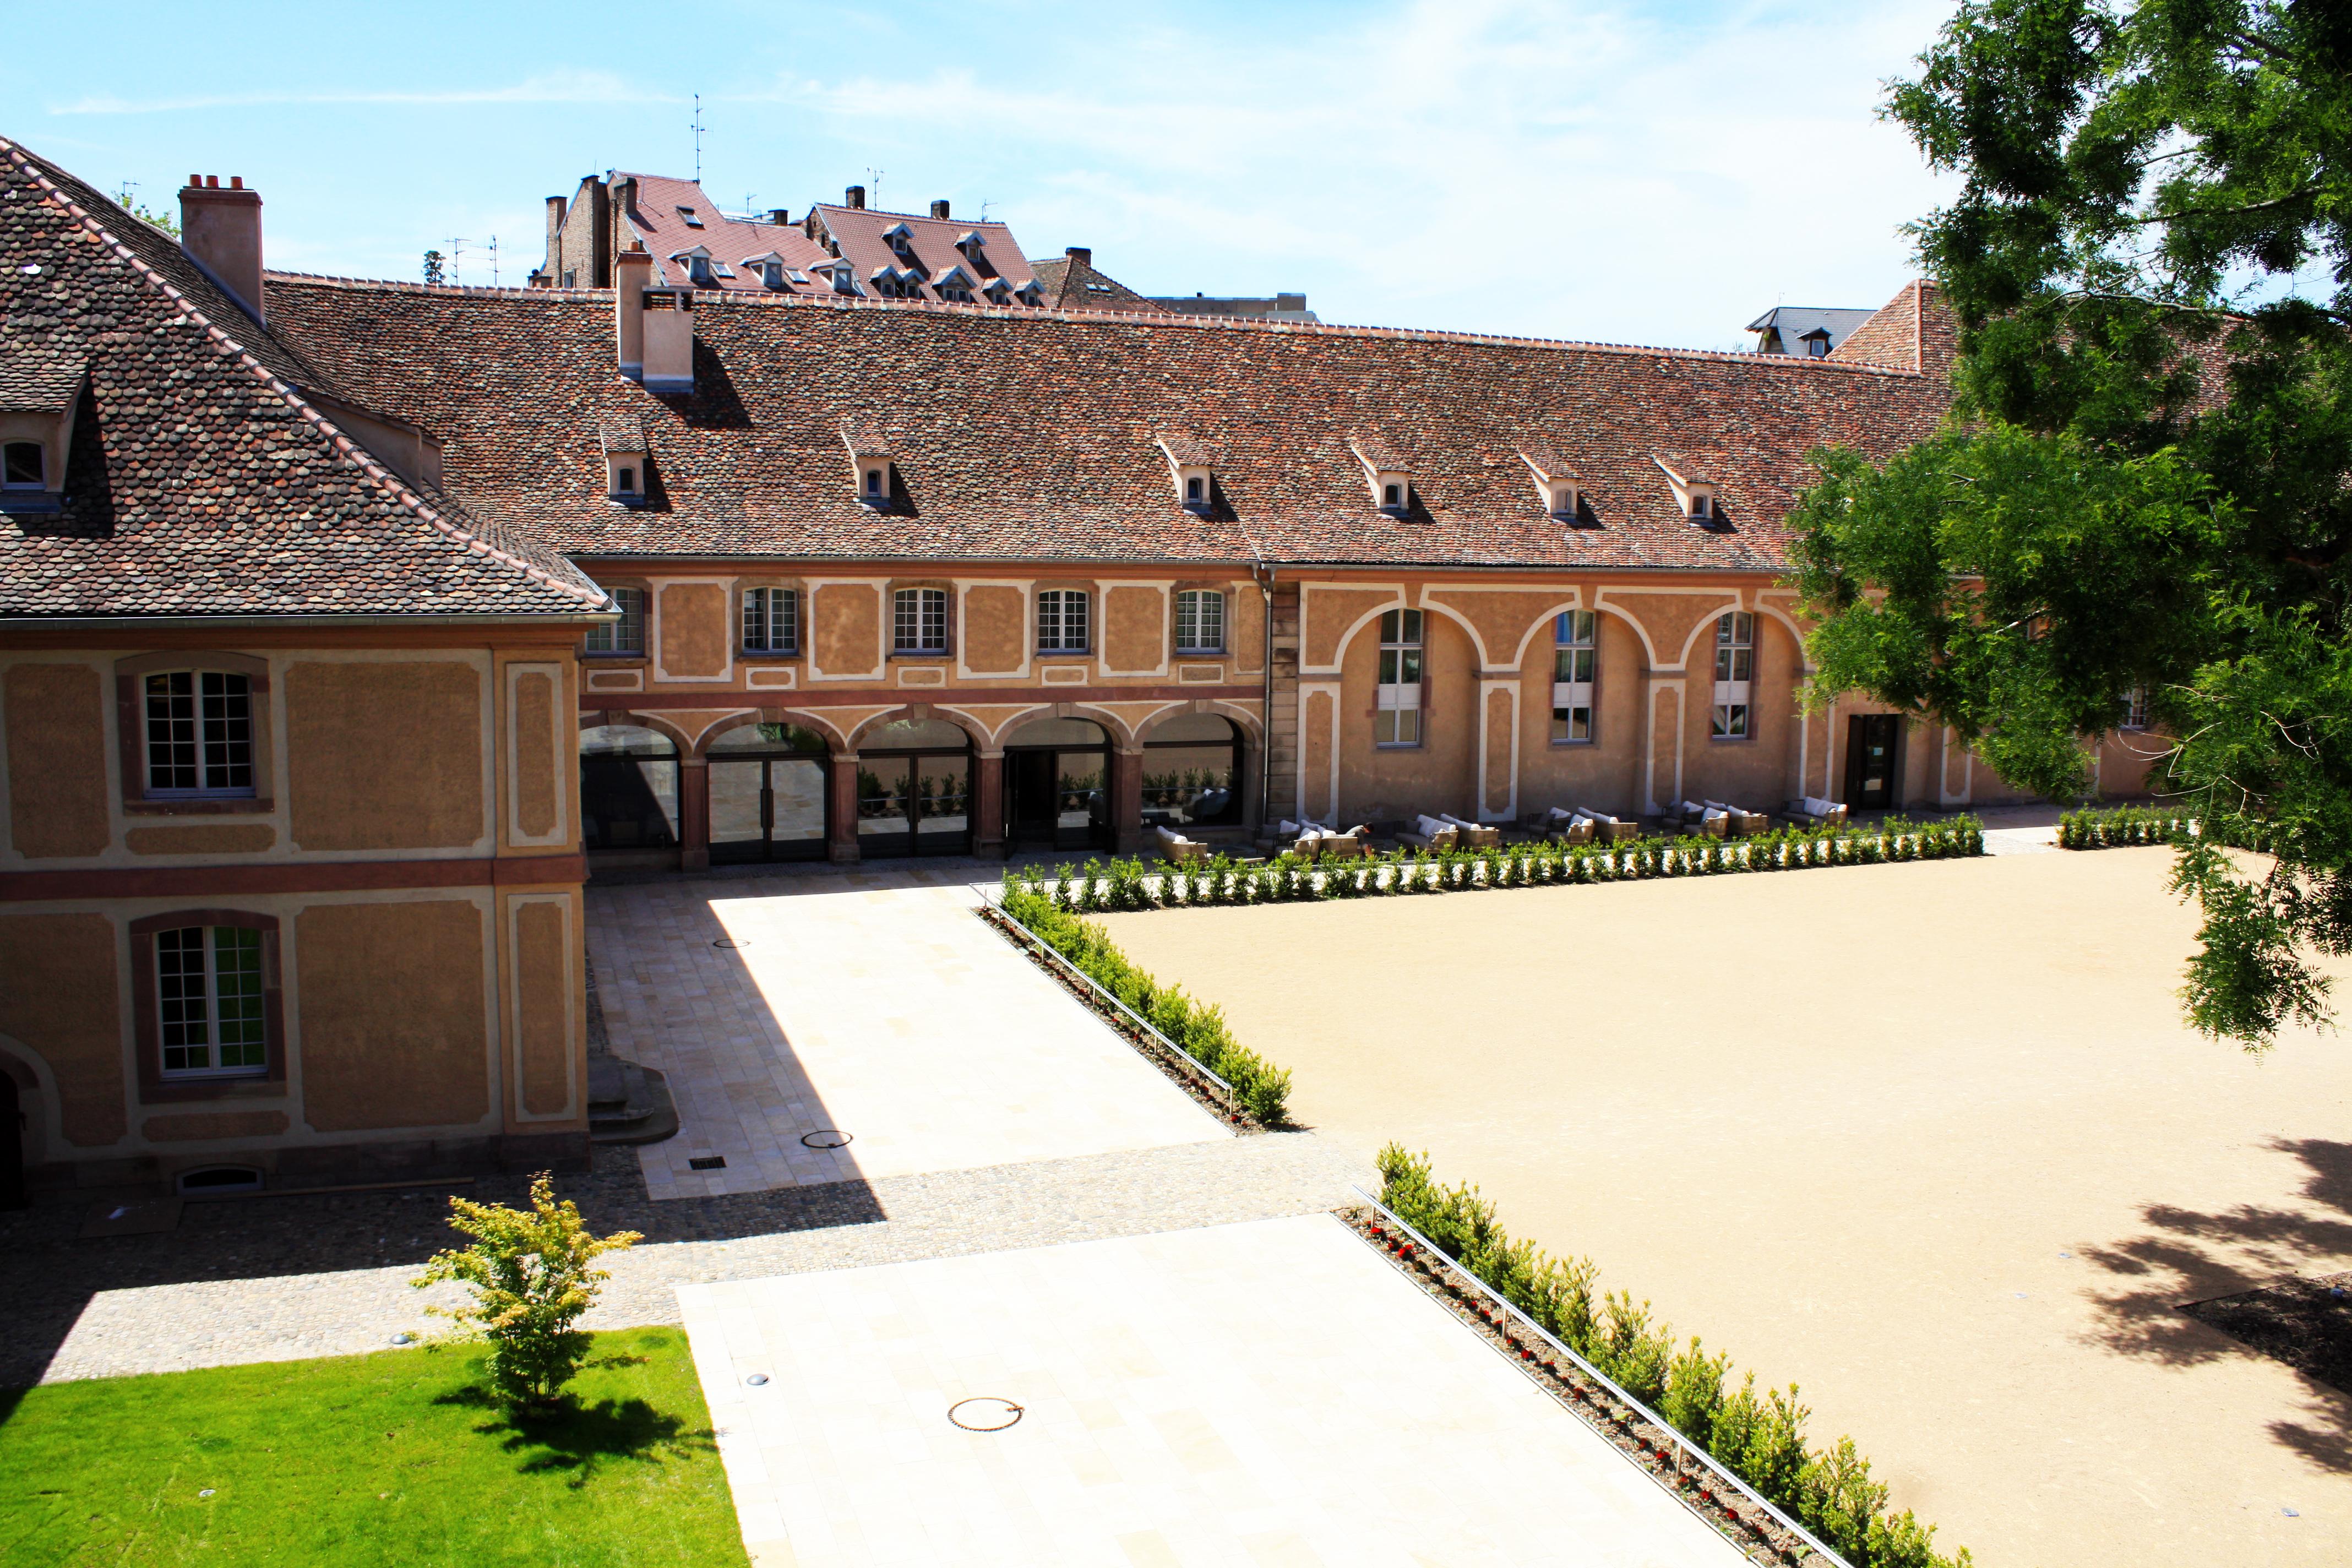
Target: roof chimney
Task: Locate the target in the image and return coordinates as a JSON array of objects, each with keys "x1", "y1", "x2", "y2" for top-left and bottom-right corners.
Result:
[
  {"x1": 929, "y1": 199, "x2": 950, "y2": 220},
  {"x1": 178, "y1": 175, "x2": 266, "y2": 324},
  {"x1": 1065, "y1": 246, "x2": 1092, "y2": 269},
  {"x1": 845, "y1": 184, "x2": 866, "y2": 210},
  {"x1": 614, "y1": 243, "x2": 653, "y2": 379},
  {"x1": 766, "y1": 208, "x2": 790, "y2": 226}
]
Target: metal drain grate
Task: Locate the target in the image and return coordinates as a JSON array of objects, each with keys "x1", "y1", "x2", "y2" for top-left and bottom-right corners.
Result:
[
  {"x1": 948, "y1": 1397, "x2": 1023, "y2": 1431},
  {"x1": 688, "y1": 1156, "x2": 727, "y2": 1170},
  {"x1": 799, "y1": 1130, "x2": 853, "y2": 1150}
]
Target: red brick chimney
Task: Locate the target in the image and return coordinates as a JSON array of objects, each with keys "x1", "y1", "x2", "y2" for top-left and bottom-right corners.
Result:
[
  {"x1": 845, "y1": 185, "x2": 866, "y2": 210},
  {"x1": 930, "y1": 199, "x2": 950, "y2": 220},
  {"x1": 179, "y1": 175, "x2": 265, "y2": 323}
]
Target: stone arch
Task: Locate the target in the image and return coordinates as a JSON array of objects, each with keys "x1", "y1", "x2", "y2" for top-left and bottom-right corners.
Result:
[
  {"x1": 577, "y1": 711, "x2": 692, "y2": 754},
  {"x1": 1412, "y1": 597, "x2": 1495, "y2": 669},
  {"x1": 1324, "y1": 594, "x2": 1411, "y2": 672},
  {"x1": 1139, "y1": 698, "x2": 1263, "y2": 747},
  {"x1": 1587, "y1": 600, "x2": 1663, "y2": 668},
  {"x1": 1677, "y1": 600, "x2": 1751, "y2": 672},
  {"x1": 694, "y1": 709, "x2": 849, "y2": 756},
  {"x1": 1505, "y1": 597, "x2": 1589, "y2": 670},
  {"x1": 844, "y1": 704, "x2": 988, "y2": 752},
  {"x1": 0, "y1": 1034, "x2": 61, "y2": 1175}
]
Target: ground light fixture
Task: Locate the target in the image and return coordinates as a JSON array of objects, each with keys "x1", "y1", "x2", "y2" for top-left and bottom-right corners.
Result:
[
  {"x1": 948, "y1": 1397, "x2": 1022, "y2": 1431},
  {"x1": 799, "y1": 1130, "x2": 852, "y2": 1149}
]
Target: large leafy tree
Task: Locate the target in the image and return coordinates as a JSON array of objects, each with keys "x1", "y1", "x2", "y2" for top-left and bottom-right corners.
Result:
[{"x1": 1790, "y1": 0, "x2": 2352, "y2": 1045}]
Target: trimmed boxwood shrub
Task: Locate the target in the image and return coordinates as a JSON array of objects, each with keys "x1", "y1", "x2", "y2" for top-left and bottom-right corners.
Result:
[
  {"x1": 2056, "y1": 805, "x2": 2277, "y2": 853},
  {"x1": 1015, "y1": 816, "x2": 1985, "y2": 914},
  {"x1": 995, "y1": 880, "x2": 1292, "y2": 1125},
  {"x1": 1376, "y1": 1145, "x2": 1970, "y2": 1568}
]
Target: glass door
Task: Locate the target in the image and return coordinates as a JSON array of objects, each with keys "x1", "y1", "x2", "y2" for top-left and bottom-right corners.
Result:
[
  {"x1": 915, "y1": 754, "x2": 971, "y2": 853},
  {"x1": 857, "y1": 756, "x2": 916, "y2": 856}
]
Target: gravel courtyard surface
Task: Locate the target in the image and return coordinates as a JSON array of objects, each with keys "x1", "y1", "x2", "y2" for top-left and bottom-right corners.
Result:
[{"x1": 1099, "y1": 848, "x2": 2352, "y2": 1568}]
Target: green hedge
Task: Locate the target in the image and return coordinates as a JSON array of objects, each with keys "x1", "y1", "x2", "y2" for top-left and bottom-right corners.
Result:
[
  {"x1": 2057, "y1": 805, "x2": 2277, "y2": 853},
  {"x1": 995, "y1": 881, "x2": 1293, "y2": 1125},
  {"x1": 1015, "y1": 816, "x2": 1984, "y2": 913},
  {"x1": 1377, "y1": 1146, "x2": 1970, "y2": 1568}
]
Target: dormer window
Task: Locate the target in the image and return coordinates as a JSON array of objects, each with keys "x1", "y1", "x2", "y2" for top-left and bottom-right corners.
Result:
[
  {"x1": 1382, "y1": 482, "x2": 1402, "y2": 509},
  {"x1": 1516, "y1": 444, "x2": 1582, "y2": 522},
  {"x1": 830, "y1": 264, "x2": 858, "y2": 296},
  {"x1": 1017, "y1": 282, "x2": 1044, "y2": 306},
  {"x1": 883, "y1": 223, "x2": 915, "y2": 261},
  {"x1": 1351, "y1": 437, "x2": 1411, "y2": 517},
  {"x1": 2, "y1": 442, "x2": 40, "y2": 489},
  {"x1": 1800, "y1": 329, "x2": 1832, "y2": 357},
  {"x1": 1156, "y1": 434, "x2": 1215, "y2": 514},
  {"x1": 688, "y1": 254, "x2": 714, "y2": 287},
  {"x1": 1654, "y1": 455, "x2": 1721, "y2": 525},
  {"x1": 842, "y1": 417, "x2": 892, "y2": 508},
  {"x1": 760, "y1": 260, "x2": 784, "y2": 289},
  {"x1": 678, "y1": 206, "x2": 704, "y2": 228},
  {"x1": 601, "y1": 417, "x2": 649, "y2": 506}
]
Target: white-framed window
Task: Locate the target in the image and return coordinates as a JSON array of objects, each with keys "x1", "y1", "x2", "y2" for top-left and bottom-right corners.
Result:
[
  {"x1": 586, "y1": 586, "x2": 646, "y2": 654},
  {"x1": 1691, "y1": 493, "x2": 1713, "y2": 520},
  {"x1": 895, "y1": 587, "x2": 949, "y2": 653},
  {"x1": 612, "y1": 462, "x2": 639, "y2": 497},
  {"x1": 1175, "y1": 590, "x2": 1226, "y2": 655},
  {"x1": 144, "y1": 671, "x2": 254, "y2": 796},
  {"x1": 2122, "y1": 685, "x2": 2149, "y2": 731},
  {"x1": 1037, "y1": 588, "x2": 1091, "y2": 654},
  {"x1": 1185, "y1": 475, "x2": 1205, "y2": 505},
  {"x1": 1381, "y1": 481, "x2": 1404, "y2": 510},
  {"x1": 1375, "y1": 608, "x2": 1424, "y2": 746},
  {"x1": 687, "y1": 254, "x2": 714, "y2": 287},
  {"x1": 1711, "y1": 611, "x2": 1754, "y2": 738},
  {"x1": 1550, "y1": 610, "x2": 1596, "y2": 743},
  {"x1": 743, "y1": 587, "x2": 798, "y2": 654},
  {"x1": 156, "y1": 925, "x2": 267, "y2": 1077},
  {"x1": 2, "y1": 441, "x2": 42, "y2": 489},
  {"x1": 677, "y1": 205, "x2": 704, "y2": 228},
  {"x1": 761, "y1": 260, "x2": 785, "y2": 290}
]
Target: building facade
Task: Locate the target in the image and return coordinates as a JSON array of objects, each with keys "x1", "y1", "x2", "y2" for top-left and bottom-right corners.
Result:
[{"x1": 1, "y1": 140, "x2": 2161, "y2": 1196}]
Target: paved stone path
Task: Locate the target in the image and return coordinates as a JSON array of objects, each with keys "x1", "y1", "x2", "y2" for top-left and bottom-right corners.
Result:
[
  {"x1": 34, "y1": 1134, "x2": 1370, "y2": 1384},
  {"x1": 588, "y1": 868, "x2": 1222, "y2": 1200}
]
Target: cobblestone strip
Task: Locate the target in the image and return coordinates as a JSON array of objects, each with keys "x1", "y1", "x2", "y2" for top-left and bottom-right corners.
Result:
[{"x1": 33, "y1": 1133, "x2": 1373, "y2": 1385}]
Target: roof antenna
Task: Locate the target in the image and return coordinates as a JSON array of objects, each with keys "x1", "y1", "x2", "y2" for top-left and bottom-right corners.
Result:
[
  {"x1": 979, "y1": 197, "x2": 994, "y2": 222},
  {"x1": 450, "y1": 236, "x2": 469, "y2": 287},
  {"x1": 866, "y1": 167, "x2": 885, "y2": 209},
  {"x1": 692, "y1": 93, "x2": 705, "y2": 184}
]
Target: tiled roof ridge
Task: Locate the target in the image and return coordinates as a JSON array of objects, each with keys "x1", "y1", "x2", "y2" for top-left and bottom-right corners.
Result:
[
  {"x1": 263, "y1": 268, "x2": 1931, "y2": 378},
  {"x1": 0, "y1": 141, "x2": 607, "y2": 612},
  {"x1": 809, "y1": 201, "x2": 1014, "y2": 228}
]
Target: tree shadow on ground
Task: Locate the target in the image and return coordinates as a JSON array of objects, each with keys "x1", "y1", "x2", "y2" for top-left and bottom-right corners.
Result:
[
  {"x1": 2079, "y1": 1136, "x2": 2352, "y2": 1472},
  {"x1": 435, "y1": 1380, "x2": 716, "y2": 1489}
]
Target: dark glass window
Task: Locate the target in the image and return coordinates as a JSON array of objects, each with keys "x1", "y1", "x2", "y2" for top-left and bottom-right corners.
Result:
[{"x1": 144, "y1": 672, "x2": 253, "y2": 794}]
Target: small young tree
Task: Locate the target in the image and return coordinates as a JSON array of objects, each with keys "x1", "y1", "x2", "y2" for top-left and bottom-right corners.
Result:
[
  {"x1": 421, "y1": 248, "x2": 446, "y2": 286},
  {"x1": 413, "y1": 1174, "x2": 641, "y2": 1408}
]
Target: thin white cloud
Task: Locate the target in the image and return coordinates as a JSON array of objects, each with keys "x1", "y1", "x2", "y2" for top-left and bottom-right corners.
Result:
[
  {"x1": 52, "y1": 69, "x2": 674, "y2": 116},
  {"x1": 732, "y1": 0, "x2": 1956, "y2": 346}
]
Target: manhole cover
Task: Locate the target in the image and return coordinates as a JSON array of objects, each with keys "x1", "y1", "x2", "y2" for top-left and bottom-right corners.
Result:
[
  {"x1": 800, "y1": 1130, "x2": 853, "y2": 1150},
  {"x1": 714, "y1": 938, "x2": 750, "y2": 949},
  {"x1": 948, "y1": 1397, "x2": 1023, "y2": 1432},
  {"x1": 689, "y1": 1156, "x2": 727, "y2": 1170},
  {"x1": 744, "y1": 1373, "x2": 770, "y2": 1387}
]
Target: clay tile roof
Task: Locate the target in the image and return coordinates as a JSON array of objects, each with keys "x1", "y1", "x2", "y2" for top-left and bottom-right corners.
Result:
[
  {"x1": 262, "y1": 265, "x2": 1952, "y2": 574},
  {"x1": 0, "y1": 358, "x2": 88, "y2": 412},
  {"x1": 1349, "y1": 435, "x2": 1407, "y2": 473},
  {"x1": 0, "y1": 137, "x2": 606, "y2": 619},
  {"x1": 600, "y1": 416, "x2": 648, "y2": 455},
  {"x1": 1516, "y1": 442, "x2": 1575, "y2": 481},
  {"x1": 840, "y1": 415, "x2": 891, "y2": 460},
  {"x1": 1156, "y1": 432, "x2": 1214, "y2": 466},
  {"x1": 1654, "y1": 452, "x2": 1708, "y2": 484}
]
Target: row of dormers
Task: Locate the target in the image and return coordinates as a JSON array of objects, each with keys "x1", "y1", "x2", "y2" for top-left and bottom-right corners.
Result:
[
  {"x1": 662, "y1": 243, "x2": 1048, "y2": 305},
  {"x1": 595, "y1": 415, "x2": 1729, "y2": 526}
]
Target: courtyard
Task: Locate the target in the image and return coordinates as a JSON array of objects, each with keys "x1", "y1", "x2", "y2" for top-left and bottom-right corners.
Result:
[{"x1": 1099, "y1": 845, "x2": 2352, "y2": 1568}]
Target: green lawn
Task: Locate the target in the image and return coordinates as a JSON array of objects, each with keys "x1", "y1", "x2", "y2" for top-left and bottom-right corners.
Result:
[{"x1": 0, "y1": 1327, "x2": 750, "y2": 1567}]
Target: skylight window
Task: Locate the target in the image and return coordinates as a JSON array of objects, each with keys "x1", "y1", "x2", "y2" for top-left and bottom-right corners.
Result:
[{"x1": 677, "y1": 206, "x2": 704, "y2": 228}]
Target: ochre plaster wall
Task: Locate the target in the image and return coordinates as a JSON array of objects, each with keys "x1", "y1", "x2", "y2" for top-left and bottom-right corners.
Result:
[
  {"x1": 1303, "y1": 588, "x2": 1400, "y2": 670},
  {"x1": 961, "y1": 585, "x2": 1025, "y2": 674},
  {"x1": 1680, "y1": 616, "x2": 1801, "y2": 810},
  {"x1": 813, "y1": 582, "x2": 880, "y2": 673},
  {"x1": 0, "y1": 912, "x2": 123, "y2": 1146},
  {"x1": 1514, "y1": 613, "x2": 1647, "y2": 818},
  {"x1": 1335, "y1": 612, "x2": 1477, "y2": 822},
  {"x1": 1231, "y1": 585, "x2": 1266, "y2": 674},
  {"x1": 1422, "y1": 589, "x2": 1568, "y2": 670},
  {"x1": 5, "y1": 662, "x2": 110, "y2": 858},
  {"x1": 287, "y1": 661, "x2": 484, "y2": 851},
  {"x1": 658, "y1": 584, "x2": 728, "y2": 678},
  {"x1": 513, "y1": 668, "x2": 560, "y2": 840},
  {"x1": 126, "y1": 824, "x2": 277, "y2": 855},
  {"x1": 1610, "y1": 591, "x2": 1740, "y2": 671},
  {"x1": 145, "y1": 1109, "x2": 289, "y2": 1142},
  {"x1": 514, "y1": 899, "x2": 571, "y2": 1118},
  {"x1": 1104, "y1": 587, "x2": 1165, "y2": 672},
  {"x1": 297, "y1": 899, "x2": 489, "y2": 1131},
  {"x1": 1482, "y1": 685, "x2": 1514, "y2": 813}
]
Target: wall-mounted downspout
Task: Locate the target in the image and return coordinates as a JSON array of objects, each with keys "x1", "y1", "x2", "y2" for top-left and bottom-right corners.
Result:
[{"x1": 1254, "y1": 557, "x2": 1277, "y2": 830}]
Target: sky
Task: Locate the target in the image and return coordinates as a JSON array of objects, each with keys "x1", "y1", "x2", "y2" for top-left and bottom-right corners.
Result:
[{"x1": 6, "y1": 0, "x2": 1962, "y2": 351}]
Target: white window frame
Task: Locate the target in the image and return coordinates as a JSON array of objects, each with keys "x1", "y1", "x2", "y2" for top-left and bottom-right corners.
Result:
[
  {"x1": 586, "y1": 586, "x2": 646, "y2": 655},
  {"x1": 894, "y1": 587, "x2": 949, "y2": 654},
  {"x1": 156, "y1": 925, "x2": 269, "y2": 1079},
  {"x1": 1036, "y1": 588, "x2": 1091, "y2": 654},
  {"x1": 742, "y1": 586, "x2": 799, "y2": 654},
  {"x1": 1550, "y1": 610, "x2": 1596, "y2": 744},
  {"x1": 1174, "y1": 590, "x2": 1226, "y2": 655},
  {"x1": 2122, "y1": 685, "x2": 2149, "y2": 731},
  {"x1": 144, "y1": 671, "x2": 255, "y2": 797},
  {"x1": 1711, "y1": 611, "x2": 1754, "y2": 739},
  {"x1": 1375, "y1": 608, "x2": 1424, "y2": 747}
]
